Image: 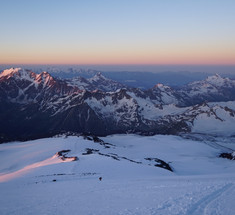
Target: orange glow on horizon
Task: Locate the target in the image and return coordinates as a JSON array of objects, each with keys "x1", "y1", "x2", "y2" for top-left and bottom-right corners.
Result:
[
  {"x1": 0, "y1": 45, "x2": 234, "y2": 65},
  {"x1": 1, "y1": 57, "x2": 234, "y2": 66},
  {"x1": 1, "y1": 58, "x2": 235, "y2": 65}
]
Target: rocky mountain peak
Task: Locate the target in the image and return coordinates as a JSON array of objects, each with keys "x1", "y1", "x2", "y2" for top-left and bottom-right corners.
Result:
[
  {"x1": 154, "y1": 83, "x2": 164, "y2": 88},
  {"x1": 0, "y1": 68, "x2": 21, "y2": 78},
  {"x1": 0, "y1": 68, "x2": 35, "y2": 80},
  {"x1": 36, "y1": 71, "x2": 54, "y2": 86},
  {"x1": 89, "y1": 72, "x2": 107, "y2": 82},
  {"x1": 153, "y1": 83, "x2": 171, "y2": 91}
]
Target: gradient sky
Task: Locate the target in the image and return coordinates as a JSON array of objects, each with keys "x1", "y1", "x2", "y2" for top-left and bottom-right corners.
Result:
[{"x1": 0, "y1": 0, "x2": 235, "y2": 65}]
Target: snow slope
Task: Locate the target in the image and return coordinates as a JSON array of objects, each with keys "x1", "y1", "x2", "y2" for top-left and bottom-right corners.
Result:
[{"x1": 0, "y1": 134, "x2": 235, "y2": 215}]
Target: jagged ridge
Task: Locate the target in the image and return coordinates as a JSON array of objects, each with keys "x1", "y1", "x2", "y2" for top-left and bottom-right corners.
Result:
[{"x1": 1, "y1": 68, "x2": 235, "y2": 142}]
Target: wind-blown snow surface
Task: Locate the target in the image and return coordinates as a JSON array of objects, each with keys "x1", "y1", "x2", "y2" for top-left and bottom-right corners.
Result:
[{"x1": 0, "y1": 135, "x2": 235, "y2": 215}]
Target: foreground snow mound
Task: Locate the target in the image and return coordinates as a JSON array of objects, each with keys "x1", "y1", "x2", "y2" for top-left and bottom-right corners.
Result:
[{"x1": 0, "y1": 134, "x2": 235, "y2": 214}]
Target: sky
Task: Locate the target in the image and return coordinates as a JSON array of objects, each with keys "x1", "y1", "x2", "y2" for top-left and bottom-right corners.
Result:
[{"x1": 0, "y1": 0, "x2": 235, "y2": 66}]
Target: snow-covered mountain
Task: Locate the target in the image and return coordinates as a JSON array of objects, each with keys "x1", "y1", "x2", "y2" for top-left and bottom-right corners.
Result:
[
  {"x1": 0, "y1": 68, "x2": 79, "y2": 104},
  {"x1": 66, "y1": 72, "x2": 126, "y2": 92},
  {"x1": 1, "y1": 68, "x2": 235, "y2": 142},
  {"x1": 158, "y1": 102, "x2": 235, "y2": 136},
  {"x1": 145, "y1": 83, "x2": 184, "y2": 105},
  {"x1": 179, "y1": 74, "x2": 235, "y2": 105}
]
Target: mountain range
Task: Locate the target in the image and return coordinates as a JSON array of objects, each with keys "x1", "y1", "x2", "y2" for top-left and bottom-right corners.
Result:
[{"x1": 1, "y1": 67, "x2": 235, "y2": 143}]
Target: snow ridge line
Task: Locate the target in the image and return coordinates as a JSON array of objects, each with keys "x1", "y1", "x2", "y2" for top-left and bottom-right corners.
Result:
[{"x1": 185, "y1": 183, "x2": 233, "y2": 215}]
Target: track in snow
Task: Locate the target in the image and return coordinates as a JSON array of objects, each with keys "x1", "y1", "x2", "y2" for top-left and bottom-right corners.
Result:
[{"x1": 185, "y1": 183, "x2": 233, "y2": 215}]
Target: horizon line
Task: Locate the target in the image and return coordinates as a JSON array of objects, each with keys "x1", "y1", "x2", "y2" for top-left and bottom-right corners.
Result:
[{"x1": 1, "y1": 63, "x2": 235, "y2": 66}]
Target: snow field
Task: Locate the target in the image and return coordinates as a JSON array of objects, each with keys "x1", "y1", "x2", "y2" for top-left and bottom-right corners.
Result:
[{"x1": 0, "y1": 134, "x2": 234, "y2": 215}]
